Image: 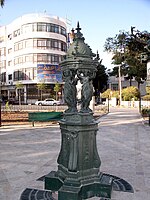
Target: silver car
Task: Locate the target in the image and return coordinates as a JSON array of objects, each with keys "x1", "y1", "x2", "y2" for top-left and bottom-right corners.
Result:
[{"x1": 35, "y1": 98, "x2": 61, "y2": 106}]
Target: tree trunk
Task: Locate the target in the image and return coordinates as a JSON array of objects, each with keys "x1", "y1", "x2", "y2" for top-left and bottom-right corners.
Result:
[
  {"x1": 41, "y1": 90, "x2": 42, "y2": 100},
  {"x1": 138, "y1": 83, "x2": 141, "y2": 113},
  {"x1": 56, "y1": 92, "x2": 58, "y2": 100},
  {"x1": 129, "y1": 78, "x2": 132, "y2": 86},
  {"x1": 19, "y1": 90, "x2": 21, "y2": 105}
]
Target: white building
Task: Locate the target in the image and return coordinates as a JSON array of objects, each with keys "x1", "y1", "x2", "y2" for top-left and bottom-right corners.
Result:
[
  {"x1": 108, "y1": 75, "x2": 146, "y2": 96},
  {"x1": 0, "y1": 13, "x2": 67, "y2": 104}
]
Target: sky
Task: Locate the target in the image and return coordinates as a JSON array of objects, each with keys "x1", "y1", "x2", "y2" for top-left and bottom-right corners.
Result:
[{"x1": 0, "y1": 0, "x2": 150, "y2": 69}]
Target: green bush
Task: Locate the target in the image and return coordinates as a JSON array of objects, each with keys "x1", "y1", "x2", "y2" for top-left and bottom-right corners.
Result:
[
  {"x1": 122, "y1": 86, "x2": 140, "y2": 101},
  {"x1": 101, "y1": 89, "x2": 119, "y2": 99},
  {"x1": 141, "y1": 107, "x2": 150, "y2": 115},
  {"x1": 101, "y1": 89, "x2": 112, "y2": 98},
  {"x1": 146, "y1": 86, "x2": 150, "y2": 95},
  {"x1": 142, "y1": 95, "x2": 150, "y2": 100}
]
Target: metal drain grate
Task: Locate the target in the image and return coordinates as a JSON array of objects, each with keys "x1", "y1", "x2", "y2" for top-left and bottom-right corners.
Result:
[
  {"x1": 104, "y1": 173, "x2": 134, "y2": 193},
  {"x1": 20, "y1": 188, "x2": 56, "y2": 200}
]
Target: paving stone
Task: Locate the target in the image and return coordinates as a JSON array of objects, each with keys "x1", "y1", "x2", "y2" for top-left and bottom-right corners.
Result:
[{"x1": 0, "y1": 107, "x2": 150, "y2": 199}]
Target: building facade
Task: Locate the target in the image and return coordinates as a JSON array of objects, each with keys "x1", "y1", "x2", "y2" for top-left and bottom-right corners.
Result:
[
  {"x1": 0, "y1": 13, "x2": 67, "y2": 104},
  {"x1": 108, "y1": 75, "x2": 146, "y2": 96}
]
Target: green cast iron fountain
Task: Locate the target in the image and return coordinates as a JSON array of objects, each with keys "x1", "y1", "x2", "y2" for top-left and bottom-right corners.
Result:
[
  {"x1": 20, "y1": 22, "x2": 134, "y2": 200},
  {"x1": 44, "y1": 22, "x2": 113, "y2": 200}
]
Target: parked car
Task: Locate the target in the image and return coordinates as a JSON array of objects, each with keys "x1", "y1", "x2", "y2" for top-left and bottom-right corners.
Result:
[{"x1": 35, "y1": 98, "x2": 61, "y2": 106}]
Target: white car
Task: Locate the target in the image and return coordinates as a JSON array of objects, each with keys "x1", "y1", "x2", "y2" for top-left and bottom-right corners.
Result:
[{"x1": 35, "y1": 98, "x2": 61, "y2": 106}]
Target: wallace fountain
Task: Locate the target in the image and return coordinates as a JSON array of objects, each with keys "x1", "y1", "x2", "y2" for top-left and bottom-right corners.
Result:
[
  {"x1": 20, "y1": 23, "x2": 134, "y2": 200},
  {"x1": 44, "y1": 22, "x2": 113, "y2": 200}
]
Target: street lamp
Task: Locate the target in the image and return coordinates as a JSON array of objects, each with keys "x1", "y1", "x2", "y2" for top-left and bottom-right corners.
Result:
[
  {"x1": 0, "y1": 68, "x2": 1, "y2": 127},
  {"x1": 108, "y1": 94, "x2": 110, "y2": 112},
  {"x1": 108, "y1": 91, "x2": 112, "y2": 112},
  {"x1": 118, "y1": 65, "x2": 122, "y2": 106}
]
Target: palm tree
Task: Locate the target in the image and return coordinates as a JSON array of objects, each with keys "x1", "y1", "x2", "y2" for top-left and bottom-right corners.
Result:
[
  {"x1": 37, "y1": 82, "x2": 46, "y2": 100},
  {"x1": 54, "y1": 83, "x2": 61, "y2": 100},
  {"x1": 0, "y1": 0, "x2": 5, "y2": 7},
  {"x1": 16, "y1": 82, "x2": 24, "y2": 105}
]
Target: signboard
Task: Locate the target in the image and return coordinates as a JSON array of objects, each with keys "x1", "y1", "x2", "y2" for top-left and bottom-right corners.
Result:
[{"x1": 37, "y1": 64, "x2": 62, "y2": 83}]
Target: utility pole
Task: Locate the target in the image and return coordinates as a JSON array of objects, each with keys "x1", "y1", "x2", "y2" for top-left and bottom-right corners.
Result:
[
  {"x1": 118, "y1": 65, "x2": 122, "y2": 106},
  {"x1": 0, "y1": 69, "x2": 1, "y2": 127}
]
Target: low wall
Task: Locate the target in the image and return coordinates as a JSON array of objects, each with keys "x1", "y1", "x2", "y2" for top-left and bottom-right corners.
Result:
[
  {"x1": 106, "y1": 99, "x2": 150, "y2": 108},
  {"x1": 121, "y1": 101, "x2": 150, "y2": 108}
]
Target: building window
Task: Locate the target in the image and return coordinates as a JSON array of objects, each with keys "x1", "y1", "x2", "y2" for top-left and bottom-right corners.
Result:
[
  {"x1": 21, "y1": 22, "x2": 66, "y2": 36},
  {"x1": 1, "y1": 47, "x2": 6, "y2": 56},
  {"x1": 32, "y1": 23, "x2": 37, "y2": 31},
  {"x1": 51, "y1": 54, "x2": 59, "y2": 63},
  {"x1": 14, "y1": 42, "x2": 23, "y2": 51},
  {"x1": 37, "y1": 54, "x2": 47, "y2": 62},
  {"x1": 8, "y1": 74, "x2": 12, "y2": 80},
  {"x1": 14, "y1": 70, "x2": 25, "y2": 81},
  {"x1": 46, "y1": 24, "x2": 51, "y2": 32},
  {"x1": 18, "y1": 42, "x2": 23, "y2": 50},
  {"x1": 25, "y1": 54, "x2": 33, "y2": 62},
  {"x1": 37, "y1": 23, "x2": 47, "y2": 32},
  {"x1": 14, "y1": 58, "x2": 18, "y2": 65},
  {"x1": 33, "y1": 53, "x2": 61, "y2": 63},
  {"x1": 47, "y1": 40, "x2": 51, "y2": 48},
  {"x1": 0, "y1": 36, "x2": 4, "y2": 43},
  {"x1": 2, "y1": 60, "x2": 6, "y2": 68},
  {"x1": 13, "y1": 29, "x2": 20, "y2": 37},
  {"x1": 51, "y1": 24, "x2": 59, "y2": 33},
  {"x1": 22, "y1": 24, "x2": 32, "y2": 33},
  {"x1": 8, "y1": 60, "x2": 12, "y2": 66},
  {"x1": 33, "y1": 67, "x2": 37, "y2": 79},
  {"x1": 111, "y1": 83, "x2": 118, "y2": 91},
  {"x1": 13, "y1": 71, "x2": 19, "y2": 81},
  {"x1": 8, "y1": 34, "x2": 12, "y2": 40},
  {"x1": 33, "y1": 54, "x2": 37, "y2": 62},
  {"x1": 14, "y1": 44, "x2": 18, "y2": 51},
  {"x1": 37, "y1": 39, "x2": 47, "y2": 48},
  {"x1": 1, "y1": 72, "x2": 6, "y2": 82},
  {"x1": 8, "y1": 48, "x2": 12, "y2": 54},
  {"x1": 25, "y1": 39, "x2": 33, "y2": 48},
  {"x1": 60, "y1": 26, "x2": 66, "y2": 36},
  {"x1": 61, "y1": 42, "x2": 66, "y2": 52},
  {"x1": 51, "y1": 39, "x2": 59, "y2": 49},
  {"x1": 18, "y1": 57, "x2": 23, "y2": 64},
  {"x1": 14, "y1": 56, "x2": 23, "y2": 65}
]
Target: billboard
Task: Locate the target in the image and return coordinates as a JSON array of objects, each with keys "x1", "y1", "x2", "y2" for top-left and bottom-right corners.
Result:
[{"x1": 37, "y1": 64, "x2": 62, "y2": 83}]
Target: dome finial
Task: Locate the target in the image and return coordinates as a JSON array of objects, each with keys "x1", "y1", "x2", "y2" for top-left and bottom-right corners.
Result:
[
  {"x1": 96, "y1": 51, "x2": 100, "y2": 60},
  {"x1": 75, "y1": 21, "x2": 83, "y2": 40},
  {"x1": 76, "y1": 21, "x2": 81, "y2": 32}
]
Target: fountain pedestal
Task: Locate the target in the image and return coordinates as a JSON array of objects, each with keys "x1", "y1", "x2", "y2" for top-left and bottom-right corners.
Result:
[{"x1": 45, "y1": 113, "x2": 113, "y2": 199}]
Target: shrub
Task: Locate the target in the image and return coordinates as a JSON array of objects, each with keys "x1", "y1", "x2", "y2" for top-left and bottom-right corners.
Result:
[
  {"x1": 101, "y1": 89, "x2": 119, "y2": 99},
  {"x1": 122, "y1": 86, "x2": 140, "y2": 101},
  {"x1": 141, "y1": 107, "x2": 150, "y2": 116},
  {"x1": 146, "y1": 86, "x2": 150, "y2": 95},
  {"x1": 142, "y1": 95, "x2": 150, "y2": 100}
]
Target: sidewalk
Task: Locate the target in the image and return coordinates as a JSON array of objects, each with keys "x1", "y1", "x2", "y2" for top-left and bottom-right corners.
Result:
[{"x1": 0, "y1": 107, "x2": 150, "y2": 200}]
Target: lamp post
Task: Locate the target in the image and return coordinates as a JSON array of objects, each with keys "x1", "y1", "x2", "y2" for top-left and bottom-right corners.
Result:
[
  {"x1": 108, "y1": 94, "x2": 110, "y2": 112},
  {"x1": 0, "y1": 68, "x2": 1, "y2": 127},
  {"x1": 118, "y1": 65, "x2": 122, "y2": 106}
]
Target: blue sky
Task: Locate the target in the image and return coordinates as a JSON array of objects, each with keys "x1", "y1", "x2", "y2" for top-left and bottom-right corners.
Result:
[{"x1": 0, "y1": 0, "x2": 150, "y2": 69}]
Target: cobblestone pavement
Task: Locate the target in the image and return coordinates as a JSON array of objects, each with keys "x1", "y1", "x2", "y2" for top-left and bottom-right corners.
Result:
[{"x1": 0, "y1": 107, "x2": 150, "y2": 200}]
